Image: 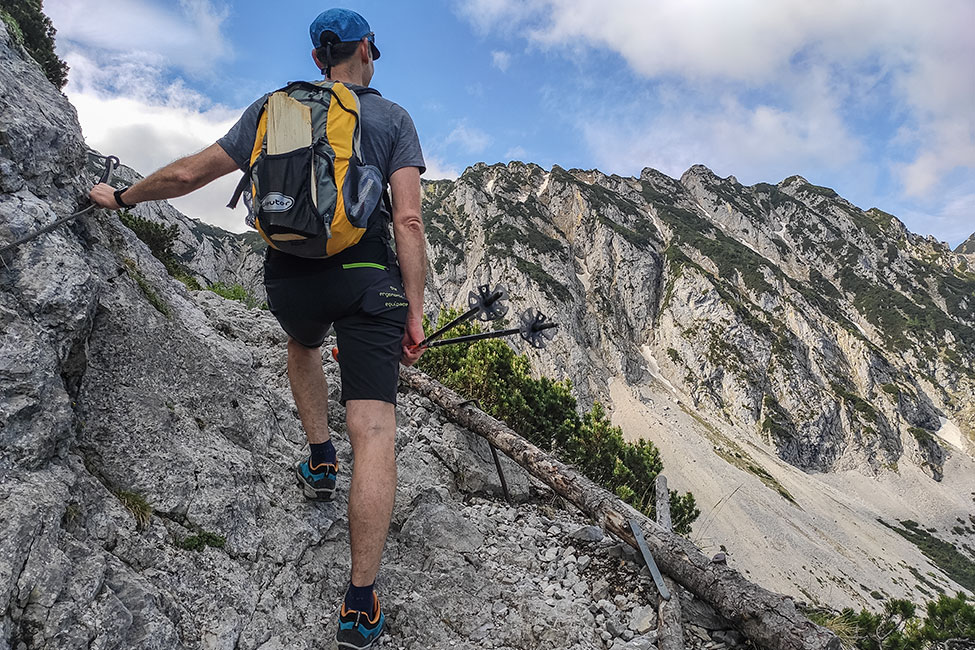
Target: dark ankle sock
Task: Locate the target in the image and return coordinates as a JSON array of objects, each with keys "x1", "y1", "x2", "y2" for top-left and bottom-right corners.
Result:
[
  {"x1": 344, "y1": 582, "x2": 375, "y2": 613},
  {"x1": 310, "y1": 440, "x2": 336, "y2": 468}
]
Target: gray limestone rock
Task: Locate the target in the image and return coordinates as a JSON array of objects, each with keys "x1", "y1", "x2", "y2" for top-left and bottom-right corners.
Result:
[{"x1": 430, "y1": 421, "x2": 534, "y2": 500}]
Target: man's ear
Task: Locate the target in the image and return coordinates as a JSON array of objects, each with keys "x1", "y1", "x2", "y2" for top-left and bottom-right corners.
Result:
[
  {"x1": 311, "y1": 47, "x2": 324, "y2": 71},
  {"x1": 359, "y1": 38, "x2": 371, "y2": 62}
]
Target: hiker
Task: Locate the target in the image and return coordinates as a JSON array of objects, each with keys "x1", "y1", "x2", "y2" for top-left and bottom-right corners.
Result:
[{"x1": 89, "y1": 8, "x2": 426, "y2": 649}]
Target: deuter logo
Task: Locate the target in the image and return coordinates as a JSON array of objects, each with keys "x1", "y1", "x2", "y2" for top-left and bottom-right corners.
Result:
[{"x1": 261, "y1": 193, "x2": 294, "y2": 212}]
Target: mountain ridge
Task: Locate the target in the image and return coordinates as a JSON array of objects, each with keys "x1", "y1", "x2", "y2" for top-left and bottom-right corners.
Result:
[
  {"x1": 422, "y1": 159, "x2": 973, "y2": 461},
  {"x1": 413, "y1": 157, "x2": 975, "y2": 607}
]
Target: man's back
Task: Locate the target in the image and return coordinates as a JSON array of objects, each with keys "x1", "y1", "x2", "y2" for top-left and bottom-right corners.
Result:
[{"x1": 349, "y1": 86, "x2": 423, "y2": 189}]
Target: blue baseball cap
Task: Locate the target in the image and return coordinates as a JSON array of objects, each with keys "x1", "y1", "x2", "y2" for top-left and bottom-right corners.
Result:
[{"x1": 309, "y1": 8, "x2": 380, "y2": 60}]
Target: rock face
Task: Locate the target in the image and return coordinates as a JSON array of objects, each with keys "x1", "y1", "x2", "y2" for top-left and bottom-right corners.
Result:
[
  {"x1": 957, "y1": 231, "x2": 975, "y2": 257},
  {"x1": 92, "y1": 159, "x2": 267, "y2": 301},
  {"x1": 421, "y1": 163, "x2": 975, "y2": 479},
  {"x1": 0, "y1": 22, "x2": 756, "y2": 650},
  {"x1": 414, "y1": 164, "x2": 975, "y2": 609}
]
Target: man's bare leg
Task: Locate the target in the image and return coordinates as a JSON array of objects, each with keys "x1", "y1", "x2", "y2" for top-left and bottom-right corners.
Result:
[
  {"x1": 287, "y1": 338, "x2": 330, "y2": 444},
  {"x1": 345, "y1": 399, "x2": 397, "y2": 587}
]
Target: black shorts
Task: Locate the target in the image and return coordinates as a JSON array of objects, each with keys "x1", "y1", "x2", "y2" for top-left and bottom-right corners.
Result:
[{"x1": 264, "y1": 246, "x2": 408, "y2": 405}]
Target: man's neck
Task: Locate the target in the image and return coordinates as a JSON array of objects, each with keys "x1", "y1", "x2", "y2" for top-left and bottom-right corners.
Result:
[{"x1": 328, "y1": 67, "x2": 366, "y2": 86}]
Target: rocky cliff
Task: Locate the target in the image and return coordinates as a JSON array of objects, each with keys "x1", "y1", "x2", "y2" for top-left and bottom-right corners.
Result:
[
  {"x1": 1, "y1": 21, "x2": 775, "y2": 650},
  {"x1": 85, "y1": 159, "x2": 266, "y2": 301},
  {"x1": 957, "y1": 232, "x2": 975, "y2": 257},
  {"x1": 416, "y1": 164, "x2": 975, "y2": 606},
  {"x1": 422, "y1": 162, "x2": 974, "y2": 478}
]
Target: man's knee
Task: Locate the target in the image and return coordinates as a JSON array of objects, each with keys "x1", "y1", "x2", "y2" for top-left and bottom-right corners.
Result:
[
  {"x1": 288, "y1": 337, "x2": 322, "y2": 361},
  {"x1": 346, "y1": 400, "x2": 396, "y2": 444}
]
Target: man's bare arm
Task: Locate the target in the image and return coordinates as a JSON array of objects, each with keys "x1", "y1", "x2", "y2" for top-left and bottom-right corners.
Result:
[
  {"x1": 89, "y1": 143, "x2": 240, "y2": 209},
  {"x1": 389, "y1": 165, "x2": 426, "y2": 365}
]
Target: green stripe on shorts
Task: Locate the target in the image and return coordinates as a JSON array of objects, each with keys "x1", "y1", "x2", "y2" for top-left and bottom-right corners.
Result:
[{"x1": 342, "y1": 262, "x2": 387, "y2": 271}]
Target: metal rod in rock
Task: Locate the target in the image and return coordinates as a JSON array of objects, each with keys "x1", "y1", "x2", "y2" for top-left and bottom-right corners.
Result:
[
  {"x1": 489, "y1": 443, "x2": 512, "y2": 504},
  {"x1": 629, "y1": 518, "x2": 671, "y2": 601},
  {"x1": 0, "y1": 153, "x2": 119, "y2": 259}
]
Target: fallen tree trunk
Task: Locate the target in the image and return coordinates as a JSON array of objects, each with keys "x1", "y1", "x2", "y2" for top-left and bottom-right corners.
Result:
[{"x1": 400, "y1": 367, "x2": 840, "y2": 650}]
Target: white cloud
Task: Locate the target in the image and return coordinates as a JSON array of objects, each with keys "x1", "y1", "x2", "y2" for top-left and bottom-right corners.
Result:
[
  {"x1": 63, "y1": 50, "x2": 249, "y2": 232},
  {"x1": 505, "y1": 146, "x2": 529, "y2": 161},
  {"x1": 583, "y1": 95, "x2": 859, "y2": 183},
  {"x1": 898, "y1": 174, "x2": 975, "y2": 248},
  {"x1": 446, "y1": 122, "x2": 491, "y2": 154},
  {"x1": 457, "y1": 0, "x2": 975, "y2": 209},
  {"x1": 422, "y1": 156, "x2": 461, "y2": 180},
  {"x1": 454, "y1": 0, "x2": 544, "y2": 36},
  {"x1": 46, "y1": 0, "x2": 248, "y2": 232},
  {"x1": 46, "y1": 0, "x2": 232, "y2": 75},
  {"x1": 491, "y1": 50, "x2": 511, "y2": 72},
  {"x1": 578, "y1": 62, "x2": 861, "y2": 184}
]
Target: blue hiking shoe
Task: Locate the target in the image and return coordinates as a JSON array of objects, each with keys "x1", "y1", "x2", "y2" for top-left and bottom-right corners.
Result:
[
  {"x1": 336, "y1": 594, "x2": 385, "y2": 649},
  {"x1": 295, "y1": 458, "x2": 337, "y2": 501}
]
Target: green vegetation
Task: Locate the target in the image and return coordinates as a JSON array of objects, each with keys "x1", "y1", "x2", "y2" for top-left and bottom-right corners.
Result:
[
  {"x1": 62, "y1": 502, "x2": 81, "y2": 527},
  {"x1": 114, "y1": 489, "x2": 152, "y2": 528},
  {"x1": 836, "y1": 263, "x2": 975, "y2": 367},
  {"x1": 417, "y1": 309, "x2": 699, "y2": 534},
  {"x1": 178, "y1": 531, "x2": 226, "y2": 552},
  {"x1": 119, "y1": 210, "x2": 203, "y2": 291},
  {"x1": 663, "y1": 245, "x2": 774, "y2": 340},
  {"x1": 208, "y1": 282, "x2": 265, "y2": 310},
  {"x1": 881, "y1": 383, "x2": 901, "y2": 397},
  {"x1": 508, "y1": 255, "x2": 571, "y2": 302},
  {"x1": 597, "y1": 214, "x2": 651, "y2": 248},
  {"x1": 0, "y1": 0, "x2": 68, "y2": 88},
  {"x1": 831, "y1": 383, "x2": 879, "y2": 422},
  {"x1": 421, "y1": 186, "x2": 466, "y2": 272},
  {"x1": 708, "y1": 176, "x2": 765, "y2": 216},
  {"x1": 795, "y1": 182, "x2": 838, "y2": 199},
  {"x1": 879, "y1": 519, "x2": 975, "y2": 592},
  {"x1": 650, "y1": 197, "x2": 780, "y2": 298},
  {"x1": 122, "y1": 258, "x2": 170, "y2": 317},
  {"x1": 938, "y1": 270, "x2": 975, "y2": 323},
  {"x1": 808, "y1": 592, "x2": 974, "y2": 650},
  {"x1": 761, "y1": 393, "x2": 797, "y2": 446},
  {"x1": 909, "y1": 427, "x2": 934, "y2": 445},
  {"x1": 494, "y1": 200, "x2": 566, "y2": 255}
]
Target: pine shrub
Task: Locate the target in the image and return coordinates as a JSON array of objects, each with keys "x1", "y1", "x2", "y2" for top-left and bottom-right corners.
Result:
[
  {"x1": 0, "y1": 0, "x2": 68, "y2": 88},
  {"x1": 417, "y1": 308, "x2": 699, "y2": 534}
]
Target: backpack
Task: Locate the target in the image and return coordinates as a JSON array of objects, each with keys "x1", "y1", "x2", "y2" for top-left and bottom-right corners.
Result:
[{"x1": 228, "y1": 81, "x2": 384, "y2": 258}]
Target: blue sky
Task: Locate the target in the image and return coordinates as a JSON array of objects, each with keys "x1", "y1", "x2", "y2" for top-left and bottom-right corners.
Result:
[{"x1": 46, "y1": 0, "x2": 974, "y2": 247}]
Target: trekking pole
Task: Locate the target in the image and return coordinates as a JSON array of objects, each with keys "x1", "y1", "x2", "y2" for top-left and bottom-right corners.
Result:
[
  {"x1": 424, "y1": 308, "x2": 558, "y2": 349},
  {"x1": 0, "y1": 152, "x2": 120, "y2": 262},
  {"x1": 415, "y1": 283, "x2": 508, "y2": 348}
]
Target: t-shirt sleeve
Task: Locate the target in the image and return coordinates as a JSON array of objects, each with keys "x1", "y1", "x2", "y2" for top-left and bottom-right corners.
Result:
[
  {"x1": 388, "y1": 104, "x2": 425, "y2": 176},
  {"x1": 217, "y1": 95, "x2": 266, "y2": 171}
]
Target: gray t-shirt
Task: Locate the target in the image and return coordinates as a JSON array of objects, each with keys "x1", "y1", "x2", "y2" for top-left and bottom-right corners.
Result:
[{"x1": 217, "y1": 83, "x2": 425, "y2": 264}]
